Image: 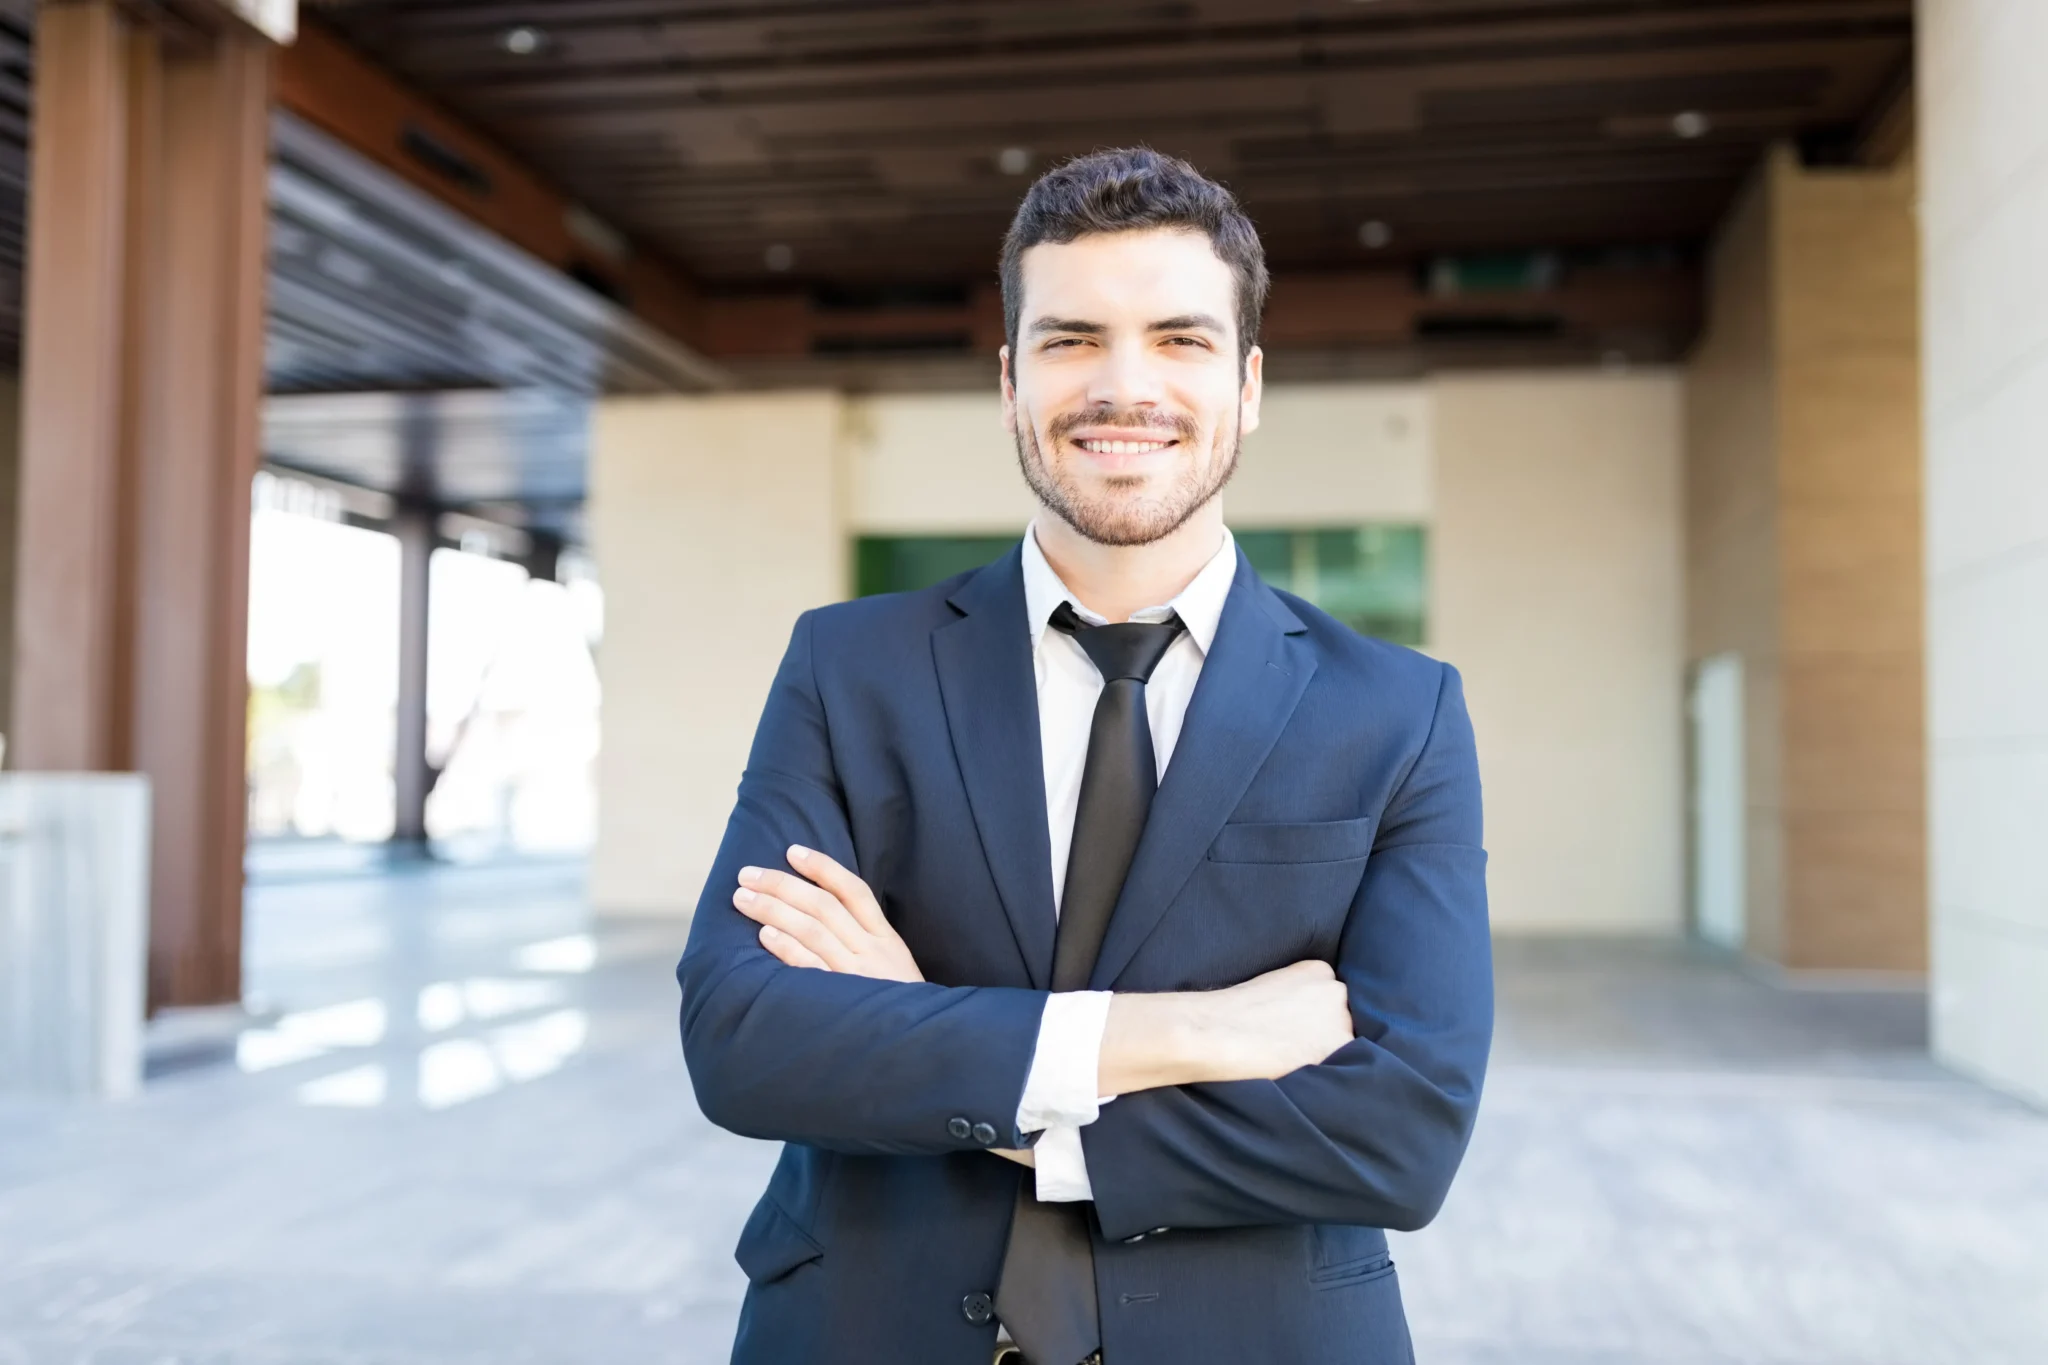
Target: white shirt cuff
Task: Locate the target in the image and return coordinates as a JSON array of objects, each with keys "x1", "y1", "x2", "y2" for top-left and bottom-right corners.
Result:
[
  {"x1": 1015, "y1": 990, "x2": 1115, "y2": 1133},
  {"x1": 1031, "y1": 1122, "x2": 1097, "y2": 1202}
]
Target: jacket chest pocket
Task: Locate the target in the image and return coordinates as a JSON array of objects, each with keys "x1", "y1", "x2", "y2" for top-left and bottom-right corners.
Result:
[
  {"x1": 1206, "y1": 816, "x2": 1375, "y2": 865},
  {"x1": 1193, "y1": 817, "x2": 1376, "y2": 967}
]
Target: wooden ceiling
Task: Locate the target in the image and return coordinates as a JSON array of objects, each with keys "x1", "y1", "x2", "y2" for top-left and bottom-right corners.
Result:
[
  {"x1": 307, "y1": 0, "x2": 1912, "y2": 293},
  {"x1": 267, "y1": 110, "x2": 722, "y2": 396},
  {"x1": 261, "y1": 111, "x2": 721, "y2": 538},
  {"x1": 0, "y1": 2, "x2": 1915, "y2": 538}
]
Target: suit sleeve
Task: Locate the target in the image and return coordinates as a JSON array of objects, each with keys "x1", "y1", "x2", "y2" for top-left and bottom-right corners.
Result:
[
  {"x1": 677, "y1": 610, "x2": 1048, "y2": 1156},
  {"x1": 1079, "y1": 661, "x2": 1492, "y2": 1240}
]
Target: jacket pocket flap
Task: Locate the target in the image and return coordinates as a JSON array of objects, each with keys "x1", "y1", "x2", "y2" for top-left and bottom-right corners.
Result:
[
  {"x1": 1207, "y1": 816, "x2": 1375, "y2": 865},
  {"x1": 1310, "y1": 1222, "x2": 1391, "y2": 1283},
  {"x1": 734, "y1": 1196, "x2": 824, "y2": 1284}
]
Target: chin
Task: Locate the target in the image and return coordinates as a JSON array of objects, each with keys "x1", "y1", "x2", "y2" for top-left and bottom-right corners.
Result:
[
  {"x1": 1083, "y1": 472, "x2": 1156, "y2": 494},
  {"x1": 1064, "y1": 499, "x2": 1188, "y2": 548}
]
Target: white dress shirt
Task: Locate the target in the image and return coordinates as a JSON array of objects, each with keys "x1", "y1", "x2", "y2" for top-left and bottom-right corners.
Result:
[{"x1": 1010, "y1": 519, "x2": 1239, "y2": 1202}]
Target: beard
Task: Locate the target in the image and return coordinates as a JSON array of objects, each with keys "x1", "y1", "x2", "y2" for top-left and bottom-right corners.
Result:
[{"x1": 1015, "y1": 401, "x2": 1241, "y2": 548}]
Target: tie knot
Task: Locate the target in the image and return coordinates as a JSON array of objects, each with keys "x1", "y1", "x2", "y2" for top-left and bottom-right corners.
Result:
[{"x1": 1050, "y1": 602, "x2": 1185, "y2": 683}]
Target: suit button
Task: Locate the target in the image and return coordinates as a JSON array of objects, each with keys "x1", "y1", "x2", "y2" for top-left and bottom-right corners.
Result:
[
  {"x1": 947, "y1": 1116, "x2": 972, "y2": 1141},
  {"x1": 961, "y1": 1291, "x2": 993, "y2": 1324},
  {"x1": 971, "y1": 1121, "x2": 999, "y2": 1146},
  {"x1": 1122, "y1": 1232, "x2": 1146, "y2": 1244}
]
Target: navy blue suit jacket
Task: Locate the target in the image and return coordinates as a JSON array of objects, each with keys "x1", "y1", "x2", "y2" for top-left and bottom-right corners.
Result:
[{"x1": 679, "y1": 545, "x2": 1491, "y2": 1364}]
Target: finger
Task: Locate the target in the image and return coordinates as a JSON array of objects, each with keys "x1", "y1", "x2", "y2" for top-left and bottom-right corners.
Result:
[
  {"x1": 742, "y1": 865, "x2": 869, "y2": 948},
  {"x1": 787, "y1": 845, "x2": 894, "y2": 936},
  {"x1": 734, "y1": 888, "x2": 856, "y2": 970},
  {"x1": 759, "y1": 924, "x2": 829, "y2": 971}
]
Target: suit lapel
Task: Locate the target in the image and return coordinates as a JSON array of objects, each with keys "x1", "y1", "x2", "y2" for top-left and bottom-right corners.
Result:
[
  {"x1": 931, "y1": 549, "x2": 1057, "y2": 988},
  {"x1": 1089, "y1": 552, "x2": 1316, "y2": 990}
]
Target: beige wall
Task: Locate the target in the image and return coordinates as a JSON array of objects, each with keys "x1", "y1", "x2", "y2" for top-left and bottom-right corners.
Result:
[
  {"x1": 588, "y1": 392, "x2": 842, "y2": 914},
  {"x1": 1685, "y1": 147, "x2": 1925, "y2": 972},
  {"x1": 590, "y1": 376, "x2": 1684, "y2": 933},
  {"x1": 1920, "y1": 0, "x2": 2048, "y2": 1104},
  {"x1": 842, "y1": 392, "x2": 1033, "y2": 534},
  {"x1": 1226, "y1": 384, "x2": 1434, "y2": 528},
  {"x1": 1434, "y1": 372, "x2": 1686, "y2": 934}
]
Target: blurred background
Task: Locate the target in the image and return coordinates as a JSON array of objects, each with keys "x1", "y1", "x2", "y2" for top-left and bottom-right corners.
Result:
[{"x1": 0, "y1": 0, "x2": 2043, "y2": 1361}]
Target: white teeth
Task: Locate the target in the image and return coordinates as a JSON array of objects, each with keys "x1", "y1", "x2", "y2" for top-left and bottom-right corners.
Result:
[{"x1": 1079, "y1": 438, "x2": 1171, "y2": 455}]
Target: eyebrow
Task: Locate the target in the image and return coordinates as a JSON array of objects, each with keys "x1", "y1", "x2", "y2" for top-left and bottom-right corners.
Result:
[
  {"x1": 1146, "y1": 313, "x2": 1227, "y2": 334},
  {"x1": 1027, "y1": 317, "x2": 1106, "y2": 337},
  {"x1": 1025, "y1": 313, "x2": 1228, "y2": 337}
]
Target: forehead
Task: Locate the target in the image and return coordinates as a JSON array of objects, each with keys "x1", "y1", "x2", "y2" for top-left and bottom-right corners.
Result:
[{"x1": 1017, "y1": 227, "x2": 1236, "y2": 325}]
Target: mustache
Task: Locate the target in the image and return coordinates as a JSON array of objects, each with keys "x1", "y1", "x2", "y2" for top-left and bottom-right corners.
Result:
[{"x1": 1046, "y1": 407, "x2": 1199, "y2": 443}]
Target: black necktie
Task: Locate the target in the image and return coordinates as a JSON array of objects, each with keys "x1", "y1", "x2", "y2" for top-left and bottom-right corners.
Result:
[
  {"x1": 1047, "y1": 603, "x2": 1185, "y2": 992},
  {"x1": 995, "y1": 602, "x2": 1185, "y2": 1365}
]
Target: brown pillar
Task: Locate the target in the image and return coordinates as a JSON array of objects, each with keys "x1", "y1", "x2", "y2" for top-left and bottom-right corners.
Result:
[
  {"x1": 11, "y1": 1, "x2": 275, "y2": 1010},
  {"x1": 1685, "y1": 145, "x2": 1925, "y2": 973}
]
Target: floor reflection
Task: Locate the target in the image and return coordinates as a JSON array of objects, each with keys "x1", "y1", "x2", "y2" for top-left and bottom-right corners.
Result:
[
  {"x1": 297, "y1": 1062, "x2": 388, "y2": 1108},
  {"x1": 236, "y1": 997, "x2": 389, "y2": 1072},
  {"x1": 220, "y1": 862, "x2": 657, "y2": 1115},
  {"x1": 413, "y1": 1009, "x2": 590, "y2": 1110},
  {"x1": 515, "y1": 933, "x2": 598, "y2": 973},
  {"x1": 417, "y1": 977, "x2": 567, "y2": 1032}
]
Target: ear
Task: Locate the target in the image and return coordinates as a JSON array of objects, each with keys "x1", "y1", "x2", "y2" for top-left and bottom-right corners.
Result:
[
  {"x1": 999, "y1": 345, "x2": 1019, "y2": 434},
  {"x1": 1238, "y1": 345, "x2": 1265, "y2": 438}
]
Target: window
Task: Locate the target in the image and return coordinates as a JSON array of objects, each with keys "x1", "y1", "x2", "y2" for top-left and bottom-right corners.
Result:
[
  {"x1": 854, "y1": 536, "x2": 1020, "y2": 598},
  {"x1": 852, "y1": 525, "x2": 1427, "y2": 646},
  {"x1": 1236, "y1": 526, "x2": 1427, "y2": 646}
]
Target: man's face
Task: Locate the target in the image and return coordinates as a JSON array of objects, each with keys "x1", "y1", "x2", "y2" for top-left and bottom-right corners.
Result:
[{"x1": 1002, "y1": 228, "x2": 1263, "y2": 547}]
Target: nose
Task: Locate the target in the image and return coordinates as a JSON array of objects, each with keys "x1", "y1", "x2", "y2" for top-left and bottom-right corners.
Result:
[{"x1": 1085, "y1": 339, "x2": 1166, "y2": 411}]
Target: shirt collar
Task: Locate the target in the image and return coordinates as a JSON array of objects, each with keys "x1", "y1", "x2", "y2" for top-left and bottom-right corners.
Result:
[{"x1": 1020, "y1": 517, "x2": 1238, "y2": 656}]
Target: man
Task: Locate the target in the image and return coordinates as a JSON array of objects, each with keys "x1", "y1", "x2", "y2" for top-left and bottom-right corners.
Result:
[{"x1": 679, "y1": 148, "x2": 1490, "y2": 1365}]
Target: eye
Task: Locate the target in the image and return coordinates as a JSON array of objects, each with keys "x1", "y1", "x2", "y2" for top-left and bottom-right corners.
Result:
[{"x1": 1164, "y1": 335, "x2": 1211, "y2": 349}]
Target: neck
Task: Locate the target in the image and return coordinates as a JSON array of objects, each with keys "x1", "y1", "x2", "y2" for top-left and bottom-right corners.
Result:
[{"x1": 1032, "y1": 501, "x2": 1226, "y2": 623}]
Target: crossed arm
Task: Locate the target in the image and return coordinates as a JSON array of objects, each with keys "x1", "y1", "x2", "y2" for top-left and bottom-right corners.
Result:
[
  {"x1": 677, "y1": 612, "x2": 1493, "y2": 1239},
  {"x1": 732, "y1": 844, "x2": 1354, "y2": 1167}
]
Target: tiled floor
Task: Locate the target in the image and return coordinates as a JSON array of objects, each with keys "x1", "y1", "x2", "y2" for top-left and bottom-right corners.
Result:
[{"x1": 1, "y1": 863, "x2": 2044, "y2": 1364}]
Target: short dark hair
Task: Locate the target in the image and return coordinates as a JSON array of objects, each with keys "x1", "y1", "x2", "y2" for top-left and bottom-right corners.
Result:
[{"x1": 1000, "y1": 147, "x2": 1270, "y2": 364}]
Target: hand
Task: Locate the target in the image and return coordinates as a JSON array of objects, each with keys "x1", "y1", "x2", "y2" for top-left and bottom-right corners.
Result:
[
  {"x1": 1194, "y1": 960, "x2": 1355, "y2": 1082},
  {"x1": 1099, "y1": 959, "x2": 1353, "y2": 1094},
  {"x1": 734, "y1": 845, "x2": 924, "y2": 983}
]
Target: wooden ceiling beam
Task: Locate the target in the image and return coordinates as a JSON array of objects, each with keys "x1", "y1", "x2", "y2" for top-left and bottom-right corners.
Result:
[
  {"x1": 275, "y1": 18, "x2": 708, "y2": 350},
  {"x1": 327, "y1": 0, "x2": 1907, "y2": 79},
  {"x1": 1851, "y1": 57, "x2": 1914, "y2": 167},
  {"x1": 459, "y1": 32, "x2": 1904, "y2": 120}
]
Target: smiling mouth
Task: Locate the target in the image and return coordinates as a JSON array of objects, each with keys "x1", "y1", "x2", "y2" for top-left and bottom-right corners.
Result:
[{"x1": 1072, "y1": 437, "x2": 1178, "y2": 455}]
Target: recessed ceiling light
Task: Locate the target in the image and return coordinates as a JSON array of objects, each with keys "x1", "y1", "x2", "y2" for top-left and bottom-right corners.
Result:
[
  {"x1": 997, "y1": 147, "x2": 1033, "y2": 176},
  {"x1": 1671, "y1": 110, "x2": 1711, "y2": 139},
  {"x1": 1358, "y1": 220, "x2": 1392, "y2": 250},
  {"x1": 501, "y1": 26, "x2": 548, "y2": 56},
  {"x1": 765, "y1": 243, "x2": 795, "y2": 272}
]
